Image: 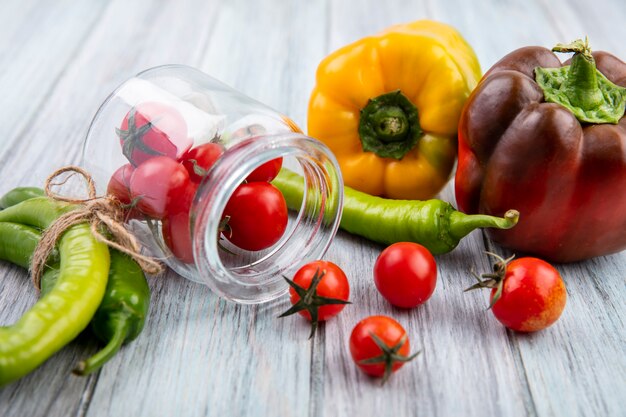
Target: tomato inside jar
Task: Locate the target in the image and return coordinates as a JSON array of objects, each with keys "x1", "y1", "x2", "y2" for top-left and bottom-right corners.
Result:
[
  {"x1": 116, "y1": 102, "x2": 193, "y2": 167},
  {"x1": 82, "y1": 65, "x2": 343, "y2": 304}
]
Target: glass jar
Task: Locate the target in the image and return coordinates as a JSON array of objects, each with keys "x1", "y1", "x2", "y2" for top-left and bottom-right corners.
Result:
[{"x1": 82, "y1": 65, "x2": 343, "y2": 304}]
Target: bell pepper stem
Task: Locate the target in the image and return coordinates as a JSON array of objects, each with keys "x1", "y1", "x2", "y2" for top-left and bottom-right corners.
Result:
[
  {"x1": 73, "y1": 319, "x2": 131, "y2": 376},
  {"x1": 448, "y1": 210, "x2": 519, "y2": 241},
  {"x1": 358, "y1": 90, "x2": 422, "y2": 160},
  {"x1": 552, "y1": 38, "x2": 603, "y2": 109},
  {"x1": 535, "y1": 37, "x2": 626, "y2": 124}
]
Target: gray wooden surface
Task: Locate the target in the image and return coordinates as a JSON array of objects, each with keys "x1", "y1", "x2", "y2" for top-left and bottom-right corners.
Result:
[{"x1": 0, "y1": 0, "x2": 625, "y2": 416}]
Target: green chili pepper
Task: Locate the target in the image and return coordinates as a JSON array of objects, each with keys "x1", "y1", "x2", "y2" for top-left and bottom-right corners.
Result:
[
  {"x1": 0, "y1": 222, "x2": 58, "y2": 269},
  {"x1": 37, "y1": 252, "x2": 150, "y2": 375},
  {"x1": 73, "y1": 250, "x2": 149, "y2": 375},
  {"x1": 0, "y1": 221, "x2": 109, "y2": 386},
  {"x1": 0, "y1": 196, "x2": 75, "y2": 228},
  {"x1": 0, "y1": 187, "x2": 45, "y2": 209},
  {"x1": 0, "y1": 189, "x2": 151, "y2": 376},
  {"x1": 0, "y1": 224, "x2": 61, "y2": 297},
  {"x1": 272, "y1": 169, "x2": 519, "y2": 254},
  {"x1": 39, "y1": 266, "x2": 60, "y2": 298}
]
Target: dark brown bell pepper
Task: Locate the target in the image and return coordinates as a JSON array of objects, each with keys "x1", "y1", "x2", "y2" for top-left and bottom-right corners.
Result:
[{"x1": 455, "y1": 39, "x2": 626, "y2": 262}]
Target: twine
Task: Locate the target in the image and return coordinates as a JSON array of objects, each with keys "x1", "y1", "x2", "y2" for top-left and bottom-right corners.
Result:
[{"x1": 31, "y1": 165, "x2": 163, "y2": 289}]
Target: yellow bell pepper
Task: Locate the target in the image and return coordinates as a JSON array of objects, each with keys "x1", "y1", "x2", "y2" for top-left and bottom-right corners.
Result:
[{"x1": 308, "y1": 20, "x2": 481, "y2": 199}]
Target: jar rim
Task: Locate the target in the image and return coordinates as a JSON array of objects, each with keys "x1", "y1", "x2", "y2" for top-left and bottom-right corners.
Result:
[{"x1": 191, "y1": 132, "x2": 343, "y2": 304}]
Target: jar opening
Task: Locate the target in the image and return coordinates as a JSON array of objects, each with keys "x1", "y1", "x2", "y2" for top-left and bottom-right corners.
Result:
[{"x1": 191, "y1": 133, "x2": 342, "y2": 304}]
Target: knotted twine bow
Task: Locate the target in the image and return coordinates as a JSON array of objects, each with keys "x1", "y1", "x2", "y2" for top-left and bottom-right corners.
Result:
[{"x1": 31, "y1": 165, "x2": 163, "y2": 290}]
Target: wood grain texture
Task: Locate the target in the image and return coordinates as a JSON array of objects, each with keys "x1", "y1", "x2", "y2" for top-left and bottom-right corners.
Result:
[
  {"x1": 0, "y1": 1, "x2": 625, "y2": 416},
  {"x1": 88, "y1": 1, "x2": 328, "y2": 416},
  {"x1": 0, "y1": 0, "x2": 109, "y2": 149}
]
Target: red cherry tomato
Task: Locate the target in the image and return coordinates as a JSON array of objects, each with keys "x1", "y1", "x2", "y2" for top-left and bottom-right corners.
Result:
[
  {"x1": 181, "y1": 142, "x2": 224, "y2": 183},
  {"x1": 489, "y1": 257, "x2": 566, "y2": 332},
  {"x1": 107, "y1": 163, "x2": 144, "y2": 220},
  {"x1": 246, "y1": 157, "x2": 283, "y2": 182},
  {"x1": 349, "y1": 316, "x2": 418, "y2": 383},
  {"x1": 162, "y1": 183, "x2": 197, "y2": 263},
  {"x1": 129, "y1": 156, "x2": 190, "y2": 219},
  {"x1": 117, "y1": 102, "x2": 192, "y2": 166},
  {"x1": 279, "y1": 260, "x2": 350, "y2": 338},
  {"x1": 289, "y1": 261, "x2": 350, "y2": 321},
  {"x1": 107, "y1": 164, "x2": 134, "y2": 205},
  {"x1": 221, "y1": 182, "x2": 288, "y2": 251},
  {"x1": 373, "y1": 242, "x2": 437, "y2": 308}
]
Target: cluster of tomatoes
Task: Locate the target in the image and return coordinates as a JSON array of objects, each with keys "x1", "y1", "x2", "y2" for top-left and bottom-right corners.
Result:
[
  {"x1": 283, "y1": 243, "x2": 567, "y2": 384},
  {"x1": 106, "y1": 102, "x2": 288, "y2": 263},
  {"x1": 281, "y1": 243, "x2": 436, "y2": 384}
]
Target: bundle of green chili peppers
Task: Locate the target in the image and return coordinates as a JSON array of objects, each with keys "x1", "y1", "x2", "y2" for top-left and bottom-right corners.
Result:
[{"x1": 0, "y1": 188, "x2": 150, "y2": 386}]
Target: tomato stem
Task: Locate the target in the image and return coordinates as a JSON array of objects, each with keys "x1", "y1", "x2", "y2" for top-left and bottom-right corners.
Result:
[
  {"x1": 278, "y1": 268, "x2": 351, "y2": 339},
  {"x1": 464, "y1": 251, "x2": 516, "y2": 308},
  {"x1": 358, "y1": 333, "x2": 420, "y2": 385},
  {"x1": 116, "y1": 108, "x2": 166, "y2": 166},
  {"x1": 218, "y1": 216, "x2": 232, "y2": 237},
  {"x1": 188, "y1": 159, "x2": 209, "y2": 177}
]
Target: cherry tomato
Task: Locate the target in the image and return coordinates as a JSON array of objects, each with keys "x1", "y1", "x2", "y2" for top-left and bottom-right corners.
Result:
[
  {"x1": 373, "y1": 242, "x2": 437, "y2": 308},
  {"x1": 107, "y1": 164, "x2": 134, "y2": 205},
  {"x1": 489, "y1": 257, "x2": 566, "y2": 332},
  {"x1": 221, "y1": 182, "x2": 288, "y2": 251},
  {"x1": 117, "y1": 102, "x2": 192, "y2": 166},
  {"x1": 129, "y1": 156, "x2": 190, "y2": 219},
  {"x1": 107, "y1": 164, "x2": 143, "y2": 220},
  {"x1": 349, "y1": 316, "x2": 418, "y2": 383},
  {"x1": 181, "y1": 142, "x2": 224, "y2": 183},
  {"x1": 162, "y1": 182, "x2": 197, "y2": 263},
  {"x1": 246, "y1": 157, "x2": 283, "y2": 182},
  {"x1": 279, "y1": 260, "x2": 350, "y2": 338},
  {"x1": 289, "y1": 261, "x2": 350, "y2": 321}
]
